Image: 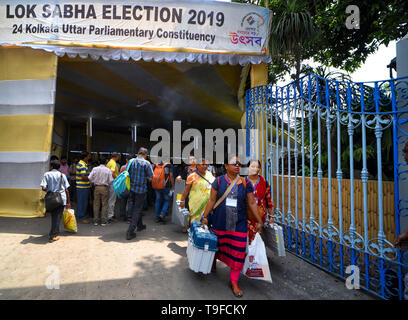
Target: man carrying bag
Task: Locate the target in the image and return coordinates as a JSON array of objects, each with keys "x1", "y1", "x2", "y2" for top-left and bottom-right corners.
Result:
[{"x1": 41, "y1": 159, "x2": 71, "y2": 242}]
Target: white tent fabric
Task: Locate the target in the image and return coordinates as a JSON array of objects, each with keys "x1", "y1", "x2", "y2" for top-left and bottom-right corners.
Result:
[
  {"x1": 0, "y1": 162, "x2": 50, "y2": 189},
  {"x1": 0, "y1": 79, "x2": 56, "y2": 105},
  {"x1": 17, "y1": 44, "x2": 271, "y2": 66}
]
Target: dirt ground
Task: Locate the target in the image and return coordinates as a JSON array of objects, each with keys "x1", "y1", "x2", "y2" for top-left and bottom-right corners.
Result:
[{"x1": 0, "y1": 206, "x2": 376, "y2": 300}]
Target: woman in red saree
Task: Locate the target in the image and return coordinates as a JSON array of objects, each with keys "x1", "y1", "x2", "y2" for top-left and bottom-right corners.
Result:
[{"x1": 246, "y1": 160, "x2": 273, "y2": 244}]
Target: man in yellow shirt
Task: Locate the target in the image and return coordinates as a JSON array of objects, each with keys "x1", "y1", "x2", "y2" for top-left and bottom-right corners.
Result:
[
  {"x1": 76, "y1": 151, "x2": 91, "y2": 223},
  {"x1": 106, "y1": 152, "x2": 120, "y2": 222}
]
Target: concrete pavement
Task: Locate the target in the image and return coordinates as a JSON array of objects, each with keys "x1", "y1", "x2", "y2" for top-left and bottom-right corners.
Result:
[{"x1": 0, "y1": 207, "x2": 375, "y2": 300}]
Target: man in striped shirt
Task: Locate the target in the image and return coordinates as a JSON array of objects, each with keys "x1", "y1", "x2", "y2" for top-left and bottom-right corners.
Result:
[
  {"x1": 76, "y1": 151, "x2": 91, "y2": 224},
  {"x1": 126, "y1": 147, "x2": 153, "y2": 240}
]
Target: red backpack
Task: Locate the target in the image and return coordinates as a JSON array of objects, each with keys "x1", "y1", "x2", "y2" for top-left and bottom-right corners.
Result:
[{"x1": 152, "y1": 163, "x2": 169, "y2": 190}]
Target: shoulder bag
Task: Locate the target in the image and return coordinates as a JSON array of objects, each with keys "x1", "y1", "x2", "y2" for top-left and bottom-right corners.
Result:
[{"x1": 44, "y1": 173, "x2": 64, "y2": 212}]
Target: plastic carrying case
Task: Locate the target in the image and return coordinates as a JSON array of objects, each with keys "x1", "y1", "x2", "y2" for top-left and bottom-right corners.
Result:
[
  {"x1": 189, "y1": 222, "x2": 218, "y2": 251},
  {"x1": 187, "y1": 222, "x2": 218, "y2": 274}
]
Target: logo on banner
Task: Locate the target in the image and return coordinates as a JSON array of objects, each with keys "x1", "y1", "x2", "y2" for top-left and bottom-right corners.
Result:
[
  {"x1": 241, "y1": 12, "x2": 265, "y2": 31},
  {"x1": 229, "y1": 12, "x2": 264, "y2": 48}
]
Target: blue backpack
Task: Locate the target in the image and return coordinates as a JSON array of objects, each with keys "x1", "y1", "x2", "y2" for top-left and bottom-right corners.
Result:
[{"x1": 113, "y1": 159, "x2": 133, "y2": 198}]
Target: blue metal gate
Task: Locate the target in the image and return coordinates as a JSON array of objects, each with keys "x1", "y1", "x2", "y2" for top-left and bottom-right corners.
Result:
[{"x1": 246, "y1": 73, "x2": 408, "y2": 300}]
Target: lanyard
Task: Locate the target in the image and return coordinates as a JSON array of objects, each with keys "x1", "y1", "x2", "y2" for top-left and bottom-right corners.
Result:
[
  {"x1": 248, "y1": 177, "x2": 261, "y2": 196},
  {"x1": 251, "y1": 177, "x2": 260, "y2": 194},
  {"x1": 224, "y1": 175, "x2": 237, "y2": 193}
]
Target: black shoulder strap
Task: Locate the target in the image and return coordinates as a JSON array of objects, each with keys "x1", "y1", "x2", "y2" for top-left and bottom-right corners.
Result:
[{"x1": 195, "y1": 170, "x2": 212, "y2": 185}]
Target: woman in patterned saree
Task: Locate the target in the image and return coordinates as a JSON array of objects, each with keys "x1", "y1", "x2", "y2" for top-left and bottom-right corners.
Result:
[
  {"x1": 180, "y1": 158, "x2": 215, "y2": 231},
  {"x1": 202, "y1": 156, "x2": 263, "y2": 297}
]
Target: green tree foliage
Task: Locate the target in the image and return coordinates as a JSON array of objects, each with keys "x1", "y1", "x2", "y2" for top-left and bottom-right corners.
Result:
[
  {"x1": 311, "y1": 0, "x2": 408, "y2": 72},
  {"x1": 236, "y1": 0, "x2": 403, "y2": 181},
  {"x1": 268, "y1": 0, "x2": 316, "y2": 80}
]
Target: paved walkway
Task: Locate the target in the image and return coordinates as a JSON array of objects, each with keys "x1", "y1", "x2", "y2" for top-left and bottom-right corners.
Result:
[{"x1": 0, "y1": 208, "x2": 375, "y2": 300}]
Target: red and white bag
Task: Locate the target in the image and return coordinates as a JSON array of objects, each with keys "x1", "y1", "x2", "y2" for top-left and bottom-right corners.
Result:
[{"x1": 242, "y1": 233, "x2": 272, "y2": 283}]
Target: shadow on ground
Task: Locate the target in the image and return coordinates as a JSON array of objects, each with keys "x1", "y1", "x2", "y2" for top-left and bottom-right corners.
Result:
[{"x1": 0, "y1": 205, "x2": 377, "y2": 300}]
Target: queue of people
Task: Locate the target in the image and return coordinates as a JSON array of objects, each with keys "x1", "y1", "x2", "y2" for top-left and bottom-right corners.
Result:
[{"x1": 41, "y1": 149, "x2": 276, "y2": 297}]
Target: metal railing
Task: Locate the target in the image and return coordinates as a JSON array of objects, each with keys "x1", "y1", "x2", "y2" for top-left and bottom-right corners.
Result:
[{"x1": 246, "y1": 73, "x2": 408, "y2": 300}]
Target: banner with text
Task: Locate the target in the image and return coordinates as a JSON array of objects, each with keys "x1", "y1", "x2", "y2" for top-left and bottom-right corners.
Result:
[{"x1": 0, "y1": 0, "x2": 271, "y2": 55}]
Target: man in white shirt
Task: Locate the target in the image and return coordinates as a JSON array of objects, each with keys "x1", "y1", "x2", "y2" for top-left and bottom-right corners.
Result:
[
  {"x1": 40, "y1": 160, "x2": 70, "y2": 242},
  {"x1": 88, "y1": 158, "x2": 114, "y2": 226}
]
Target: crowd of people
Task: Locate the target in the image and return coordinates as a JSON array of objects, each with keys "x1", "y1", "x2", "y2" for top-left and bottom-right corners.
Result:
[
  {"x1": 40, "y1": 147, "x2": 408, "y2": 298},
  {"x1": 42, "y1": 150, "x2": 227, "y2": 235},
  {"x1": 40, "y1": 148, "x2": 276, "y2": 297}
]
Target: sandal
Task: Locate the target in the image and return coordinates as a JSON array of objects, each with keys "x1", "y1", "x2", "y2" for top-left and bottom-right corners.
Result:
[{"x1": 230, "y1": 282, "x2": 243, "y2": 298}]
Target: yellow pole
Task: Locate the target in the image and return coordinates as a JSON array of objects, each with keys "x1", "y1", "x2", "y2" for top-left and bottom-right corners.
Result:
[{"x1": 250, "y1": 62, "x2": 268, "y2": 174}]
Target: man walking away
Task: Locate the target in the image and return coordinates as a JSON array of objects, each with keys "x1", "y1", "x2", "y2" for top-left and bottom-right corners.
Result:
[
  {"x1": 107, "y1": 152, "x2": 120, "y2": 223},
  {"x1": 120, "y1": 154, "x2": 133, "y2": 222},
  {"x1": 88, "y1": 158, "x2": 114, "y2": 226},
  {"x1": 41, "y1": 159, "x2": 71, "y2": 242},
  {"x1": 76, "y1": 151, "x2": 91, "y2": 224},
  {"x1": 152, "y1": 161, "x2": 174, "y2": 223},
  {"x1": 126, "y1": 148, "x2": 153, "y2": 240}
]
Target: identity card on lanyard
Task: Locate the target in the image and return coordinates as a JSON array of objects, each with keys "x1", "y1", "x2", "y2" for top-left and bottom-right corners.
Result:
[{"x1": 226, "y1": 184, "x2": 237, "y2": 207}]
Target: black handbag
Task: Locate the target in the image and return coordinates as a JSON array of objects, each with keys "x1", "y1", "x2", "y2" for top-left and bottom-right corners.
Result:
[{"x1": 44, "y1": 173, "x2": 64, "y2": 212}]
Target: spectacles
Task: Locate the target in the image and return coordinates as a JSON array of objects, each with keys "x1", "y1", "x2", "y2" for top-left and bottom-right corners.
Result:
[{"x1": 229, "y1": 162, "x2": 242, "y2": 167}]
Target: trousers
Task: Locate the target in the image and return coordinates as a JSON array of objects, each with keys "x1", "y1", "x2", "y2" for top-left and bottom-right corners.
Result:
[
  {"x1": 127, "y1": 192, "x2": 146, "y2": 234},
  {"x1": 76, "y1": 187, "x2": 89, "y2": 221},
  {"x1": 93, "y1": 185, "x2": 108, "y2": 223},
  {"x1": 155, "y1": 188, "x2": 170, "y2": 219},
  {"x1": 49, "y1": 205, "x2": 64, "y2": 239},
  {"x1": 107, "y1": 183, "x2": 117, "y2": 219}
]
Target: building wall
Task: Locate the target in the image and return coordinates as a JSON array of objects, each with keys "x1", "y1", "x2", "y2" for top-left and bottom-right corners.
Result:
[{"x1": 0, "y1": 46, "x2": 57, "y2": 217}]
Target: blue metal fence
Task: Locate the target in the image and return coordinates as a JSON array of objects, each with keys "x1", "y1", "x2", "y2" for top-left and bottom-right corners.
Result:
[{"x1": 246, "y1": 73, "x2": 408, "y2": 300}]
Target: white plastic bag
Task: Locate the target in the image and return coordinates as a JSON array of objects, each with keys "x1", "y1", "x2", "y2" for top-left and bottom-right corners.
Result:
[{"x1": 242, "y1": 233, "x2": 272, "y2": 283}]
